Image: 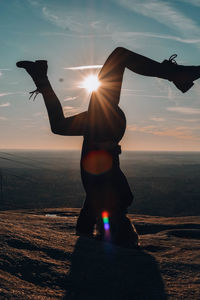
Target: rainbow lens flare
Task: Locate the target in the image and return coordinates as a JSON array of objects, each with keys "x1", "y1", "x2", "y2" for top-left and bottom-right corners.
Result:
[
  {"x1": 102, "y1": 211, "x2": 110, "y2": 240},
  {"x1": 82, "y1": 150, "x2": 113, "y2": 175}
]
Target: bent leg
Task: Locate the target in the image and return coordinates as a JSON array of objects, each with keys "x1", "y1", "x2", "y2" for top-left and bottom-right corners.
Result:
[
  {"x1": 96, "y1": 47, "x2": 199, "y2": 98},
  {"x1": 17, "y1": 60, "x2": 88, "y2": 136},
  {"x1": 40, "y1": 82, "x2": 88, "y2": 136},
  {"x1": 98, "y1": 47, "x2": 170, "y2": 80},
  {"x1": 88, "y1": 46, "x2": 174, "y2": 110}
]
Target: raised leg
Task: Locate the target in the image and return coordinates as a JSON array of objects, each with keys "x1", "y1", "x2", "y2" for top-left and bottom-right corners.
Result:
[
  {"x1": 16, "y1": 60, "x2": 88, "y2": 136},
  {"x1": 93, "y1": 47, "x2": 200, "y2": 103}
]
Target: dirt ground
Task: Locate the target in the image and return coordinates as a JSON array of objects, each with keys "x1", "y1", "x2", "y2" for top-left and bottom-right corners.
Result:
[{"x1": 0, "y1": 208, "x2": 200, "y2": 299}]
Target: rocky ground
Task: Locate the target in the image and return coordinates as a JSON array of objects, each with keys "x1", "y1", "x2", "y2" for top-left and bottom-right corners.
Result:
[{"x1": 0, "y1": 208, "x2": 200, "y2": 299}]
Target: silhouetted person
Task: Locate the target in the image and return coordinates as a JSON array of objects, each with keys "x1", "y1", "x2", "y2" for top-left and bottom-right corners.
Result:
[{"x1": 17, "y1": 47, "x2": 200, "y2": 247}]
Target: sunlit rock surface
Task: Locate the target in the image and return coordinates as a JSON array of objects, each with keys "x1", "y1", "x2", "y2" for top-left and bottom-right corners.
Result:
[{"x1": 0, "y1": 208, "x2": 200, "y2": 299}]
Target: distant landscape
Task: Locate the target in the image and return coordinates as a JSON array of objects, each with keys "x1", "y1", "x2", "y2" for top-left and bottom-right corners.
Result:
[{"x1": 0, "y1": 150, "x2": 200, "y2": 216}]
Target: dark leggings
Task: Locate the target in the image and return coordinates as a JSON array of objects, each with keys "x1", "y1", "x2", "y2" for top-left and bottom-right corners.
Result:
[
  {"x1": 40, "y1": 47, "x2": 170, "y2": 137},
  {"x1": 39, "y1": 47, "x2": 171, "y2": 231}
]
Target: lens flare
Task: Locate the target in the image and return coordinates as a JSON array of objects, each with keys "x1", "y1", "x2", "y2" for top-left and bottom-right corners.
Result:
[
  {"x1": 81, "y1": 75, "x2": 100, "y2": 92},
  {"x1": 102, "y1": 211, "x2": 110, "y2": 240},
  {"x1": 82, "y1": 150, "x2": 113, "y2": 175}
]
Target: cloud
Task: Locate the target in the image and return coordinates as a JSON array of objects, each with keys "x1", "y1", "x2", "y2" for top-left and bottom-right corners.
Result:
[
  {"x1": 0, "y1": 102, "x2": 10, "y2": 107},
  {"x1": 17, "y1": 118, "x2": 32, "y2": 121},
  {"x1": 63, "y1": 106, "x2": 80, "y2": 115},
  {"x1": 121, "y1": 91, "x2": 169, "y2": 99},
  {"x1": 128, "y1": 124, "x2": 198, "y2": 140},
  {"x1": 128, "y1": 124, "x2": 156, "y2": 132},
  {"x1": 30, "y1": 2, "x2": 90, "y2": 34},
  {"x1": 177, "y1": 0, "x2": 200, "y2": 7},
  {"x1": 33, "y1": 112, "x2": 47, "y2": 119},
  {"x1": 40, "y1": 31, "x2": 111, "y2": 38},
  {"x1": 179, "y1": 118, "x2": 200, "y2": 123},
  {"x1": 27, "y1": 0, "x2": 40, "y2": 6},
  {"x1": 42, "y1": 7, "x2": 85, "y2": 33},
  {"x1": 167, "y1": 106, "x2": 200, "y2": 115},
  {"x1": 0, "y1": 116, "x2": 7, "y2": 121},
  {"x1": 0, "y1": 69, "x2": 11, "y2": 78},
  {"x1": 41, "y1": 5, "x2": 111, "y2": 37},
  {"x1": 33, "y1": 112, "x2": 43, "y2": 117},
  {"x1": 122, "y1": 88, "x2": 144, "y2": 92},
  {"x1": 0, "y1": 93, "x2": 13, "y2": 97},
  {"x1": 150, "y1": 117, "x2": 165, "y2": 122},
  {"x1": 63, "y1": 96, "x2": 78, "y2": 101},
  {"x1": 64, "y1": 65, "x2": 103, "y2": 70},
  {"x1": 113, "y1": 0, "x2": 199, "y2": 36},
  {"x1": 112, "y1": 31, "x2": 200, "y2": 45}
]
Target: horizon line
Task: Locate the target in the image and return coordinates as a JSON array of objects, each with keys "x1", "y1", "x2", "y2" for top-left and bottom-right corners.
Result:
[{"x1": 1, "y1": 148, "x2": 200, "y2": 153}]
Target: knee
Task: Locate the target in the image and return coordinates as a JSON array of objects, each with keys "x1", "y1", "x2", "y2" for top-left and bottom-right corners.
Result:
[
  {"x1": 50, "y1": 124, "x2": 63, "y2": 135},
  {"x1": 113, "y1": 47, "x2": 127, "y2": 55},
  {"x1": 50, "y1": 124, "x2": 58, "y2": 134}
]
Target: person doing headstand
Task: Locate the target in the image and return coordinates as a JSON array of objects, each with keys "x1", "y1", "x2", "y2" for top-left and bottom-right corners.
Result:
[{"x1": 17, "y1": 47, "x2": 200, "y2": 248}]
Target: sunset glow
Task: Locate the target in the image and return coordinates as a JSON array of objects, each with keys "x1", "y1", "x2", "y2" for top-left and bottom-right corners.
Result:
[{"x1": 2, "y1": 1, "x2": 200, "y2": 151}]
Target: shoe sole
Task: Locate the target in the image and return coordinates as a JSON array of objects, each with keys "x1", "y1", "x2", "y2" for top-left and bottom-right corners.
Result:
[
  {"x1": 16, "y1": 60, "x2": 47, "y2": 69},
  {"x1": 173, "y1": 80, "x2": 194, "y2": 93}
]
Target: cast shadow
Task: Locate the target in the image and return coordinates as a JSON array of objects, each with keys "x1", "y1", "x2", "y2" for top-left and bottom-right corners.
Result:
[{"x1": 63, "y1": 236, "x2": 167, "y2": 299}]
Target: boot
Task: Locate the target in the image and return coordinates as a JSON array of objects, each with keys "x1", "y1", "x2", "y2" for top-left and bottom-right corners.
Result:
[
  {"x1": 16, "y1": 60, "x2": 48, "y2": 99},
  {"x1": 76, "y1": 209, "x2": 96, "y2": 237},
  {"x1": 162, "y1": 54, "x2": 200, "y2": 93},
  {"x1": 96, "y1": 213, "x2": 140, "y2": 249}
]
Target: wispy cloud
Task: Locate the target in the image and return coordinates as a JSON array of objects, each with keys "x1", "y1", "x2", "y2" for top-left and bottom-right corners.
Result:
[
  {"x1": 177, "y1": 0, "x2": 200, "y2": 7},
  {"x1": 0, "y1": 92, "x2": 14, "y2": 97},
  {"x1": 33, "y1": 112, "x2": 43, "y2": 117},
  {"x1": 121, "y1": 91, "x2": 169, "y2": 99},
  {"x1": 33, "y1": 112, "x2": 47, "y2": 119},
  {"x1": 113, "y1": 0, "x2": 199, "y2": 36},
  {"x1": 112, "y1": 31, "x2": 200, "y2": 45},
  {"x1": 128, "y1": 124, "x2": 199, "y2": 140},
  {"x1": 0, "y1": 102, "x2": 11, "y2": 107},
  {"x1": 63, "y1": 106, "x2": 80, "y2": 115},
  {"x1": 41, "y1": 5, "x2": 111, "y2": 38},
  {"x1": 167, "y1": 106, "x2": 200, "y2": 115},
  {"x1": 40, "y1": 31, "x2": 111, "y2": 38},
  {"x1": 0, "y1": 116, "x2": 7, "y2": 121},
  {"x1": 150, "y1": 117, "x2": 165, "y2": 122},
  {"x1": 0, "y1": 69, "x2": 11, "y2": 77},
  {"x1": 122, "y1": 88, "x2": 144, "y2": 92},
  {"x1": 179, "y1": 118, "x2": 200, "y2": 123},
  {"x1": 42, "y1": 7, "x2": 85, "y2": 33},
  {"x1": 17, "y1": 118, "x2": 32, "y2": 121},
  {"x1": 63, "y1": 96, "x2": 78, "y2": 101},
  {"x1": 27, "y1": 0, "x2": 40, "y2": 6},
  {"x1": 64, "y1": 65, "x2": 103, "y2": 70}
]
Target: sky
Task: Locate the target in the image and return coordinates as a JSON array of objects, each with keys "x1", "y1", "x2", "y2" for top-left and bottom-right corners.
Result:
[{"x1": 1, "y1": 0, "x2": 200, "y2": 151}]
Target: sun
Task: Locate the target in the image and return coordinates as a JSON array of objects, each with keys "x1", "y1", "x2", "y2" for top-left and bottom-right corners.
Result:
[{"x1": 81, "y1": 75, "x2": 101, "y2": 92}]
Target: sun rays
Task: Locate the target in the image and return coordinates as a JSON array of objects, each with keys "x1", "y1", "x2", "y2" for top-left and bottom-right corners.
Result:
[{"x1": 80, "y1": 74, "x2": 101, "y2": 92}]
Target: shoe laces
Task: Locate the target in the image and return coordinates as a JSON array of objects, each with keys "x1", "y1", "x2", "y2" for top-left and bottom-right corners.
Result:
[
  {"x1": 168, "y1": 54, "x2": 178, "y2": 64},
  {"x1": 29, "y1": 89, "x2": 40, "y2": 101}
]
